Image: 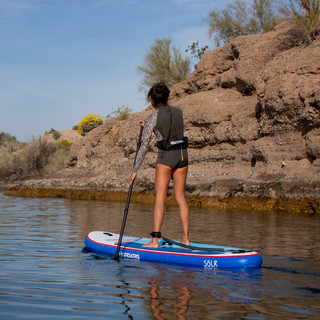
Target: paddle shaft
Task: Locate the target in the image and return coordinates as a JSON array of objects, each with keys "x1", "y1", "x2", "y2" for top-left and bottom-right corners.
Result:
[{"x1": 113, "y1": 126, "x2": 143, "y2": 260}]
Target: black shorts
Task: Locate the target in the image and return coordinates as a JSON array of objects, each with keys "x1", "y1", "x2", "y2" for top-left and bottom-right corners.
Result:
[{"x1": 156, "y1": 148, "x2": 188, "y2": 169}]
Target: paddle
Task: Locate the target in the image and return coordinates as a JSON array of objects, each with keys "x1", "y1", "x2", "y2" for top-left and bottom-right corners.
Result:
[{"x1": 113, "y1": 125, "x2": 144, "y2": 260}]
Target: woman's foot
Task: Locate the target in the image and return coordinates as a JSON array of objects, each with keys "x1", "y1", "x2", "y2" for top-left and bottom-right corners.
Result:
[
  {"x1": 181, "y1": 238, "x2": 190, "y2": 246},
  {"x1": 142, "y1": 239, "x2": 159, "y2": 248}
]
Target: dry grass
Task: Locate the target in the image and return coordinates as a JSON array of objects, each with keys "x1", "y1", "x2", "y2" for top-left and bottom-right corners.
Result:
[
  {"x1": 280, "y1": 0, "x2": 320, "y2": 43},
  {"x1": 0, "y1": 136, "x2": 69, "y2": 181}
]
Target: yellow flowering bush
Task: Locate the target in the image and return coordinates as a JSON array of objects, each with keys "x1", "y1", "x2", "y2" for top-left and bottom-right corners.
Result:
[
  {"x1": 77, "y1": 114, "x2": 105, "y2": 136},
  {"x1": 57, "y1": 139, "x2": 74, "y2": 150}
]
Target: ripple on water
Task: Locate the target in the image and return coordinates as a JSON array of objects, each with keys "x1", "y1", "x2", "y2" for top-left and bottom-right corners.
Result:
[{"x1": 0, "y1": 193, "x2": 319, "y2": 319}]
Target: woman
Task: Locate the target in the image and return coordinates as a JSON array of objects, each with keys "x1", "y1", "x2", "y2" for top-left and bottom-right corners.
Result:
[{"x1": 129, "y1": 82, "x2": 190, "y2": 248}]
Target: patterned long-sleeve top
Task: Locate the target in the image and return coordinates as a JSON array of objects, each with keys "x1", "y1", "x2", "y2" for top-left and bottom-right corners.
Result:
[{"x1": 132, "y1": 108, "x2": 162, "y2": 173}]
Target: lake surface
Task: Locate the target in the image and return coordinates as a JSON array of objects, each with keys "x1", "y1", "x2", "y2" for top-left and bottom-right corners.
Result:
[{"x1": 0, "y1": 192, "x2": 319, "y2": 319}]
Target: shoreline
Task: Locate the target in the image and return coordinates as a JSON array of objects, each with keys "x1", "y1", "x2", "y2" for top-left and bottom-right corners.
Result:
[
  {"x1": 3, "y1": 186, "x2": 319, "y2": 215},
  {"x1": 0, "y1": 184, "x2": 18, "y2": 192}
]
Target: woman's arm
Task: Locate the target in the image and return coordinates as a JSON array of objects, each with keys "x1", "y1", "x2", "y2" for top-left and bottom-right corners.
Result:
[{"x1": 131, "y1": 111, "x2": 157, "y2": 174}]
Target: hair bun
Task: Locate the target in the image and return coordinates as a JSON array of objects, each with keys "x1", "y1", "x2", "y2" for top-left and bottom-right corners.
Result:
[{"x1": 148, "y1": 82, "x2": 170, "y2": 106}]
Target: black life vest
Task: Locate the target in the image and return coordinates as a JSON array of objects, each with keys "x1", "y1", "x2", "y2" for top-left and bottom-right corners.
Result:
[{"x1": 154, "y1": 105, "x2": 188, "y2": 150}]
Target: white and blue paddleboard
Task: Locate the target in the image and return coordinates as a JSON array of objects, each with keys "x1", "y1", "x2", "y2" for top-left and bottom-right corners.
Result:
[{"x1": 85, "y1": 231, "x2": 262, "y2": 268}]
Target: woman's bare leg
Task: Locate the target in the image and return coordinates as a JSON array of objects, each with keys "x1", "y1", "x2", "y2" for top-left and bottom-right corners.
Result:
[
  {"x1": 143, "y1": 164, "x2": 171, "y2": 248},
  {"x1": 173, "y1": 166, "x2": 190, "y2": 245}
]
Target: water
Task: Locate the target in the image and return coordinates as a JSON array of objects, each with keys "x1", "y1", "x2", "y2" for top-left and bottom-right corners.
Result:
[{"x1": 0, "y1": 192, "x2": 319, "y2": 319}]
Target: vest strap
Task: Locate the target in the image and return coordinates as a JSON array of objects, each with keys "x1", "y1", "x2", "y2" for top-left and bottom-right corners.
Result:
[{"x1": 156, "y1": 136, "x2": 188, "y2": 150}]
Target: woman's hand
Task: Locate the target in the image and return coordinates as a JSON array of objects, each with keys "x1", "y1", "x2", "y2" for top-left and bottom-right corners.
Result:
[
  {"x1": 137, "y1": 120, "x2": 145, "y2": 127},
  {"x1": 129, "y1": 172, "x2": 137, "y2": 185}
]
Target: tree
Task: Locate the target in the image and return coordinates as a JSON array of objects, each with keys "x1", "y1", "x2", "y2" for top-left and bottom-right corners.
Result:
[
  {"x1": 279, "y1": 0, "x2": 320, "y2": 43},
  {"x1": 207, "y1": 0, "x2": 279, "y2": 46},
  {"x1": 0, "y1": 132, "x2": 17, "y2": 146},
  {"x1": 185, "y1": 41, "x2": 209, "y2": 68},
  {"x1": 138, "y1": 38, "x2": 191, "y2": 91}
]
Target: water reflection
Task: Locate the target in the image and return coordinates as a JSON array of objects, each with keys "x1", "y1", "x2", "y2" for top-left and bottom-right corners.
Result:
[
  {"x1": 149, "y1": 280, "x2": 192, "y2": 320},
  {"x1": 146, "y1": 264, "x2": 263, "y2": 319},
  {"x1": 1, "y1": 193, "x2": 319, "y2": 319},
  {"x1": 146, "y1": 263, "x2": 194, "y2": 320}
]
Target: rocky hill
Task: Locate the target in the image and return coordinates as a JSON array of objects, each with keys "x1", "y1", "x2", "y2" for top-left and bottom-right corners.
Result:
[{"x1": 8, "y1": 21, "x2": 320, "y2": 213}]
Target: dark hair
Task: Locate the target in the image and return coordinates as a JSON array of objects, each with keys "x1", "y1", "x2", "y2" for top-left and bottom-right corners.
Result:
[{"x1": 147, "y1": 82, "x2": 170, "y2": 106}]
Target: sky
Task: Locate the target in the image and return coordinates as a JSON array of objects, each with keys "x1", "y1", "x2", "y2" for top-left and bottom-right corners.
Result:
[{"x1": 0, "y1": 0, "x2": 232, "y2": 142}]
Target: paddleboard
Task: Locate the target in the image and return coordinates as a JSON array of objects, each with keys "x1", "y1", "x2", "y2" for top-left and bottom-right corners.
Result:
[{"x1": 85, "y1": 231, "x2": 262, "y2": 268}]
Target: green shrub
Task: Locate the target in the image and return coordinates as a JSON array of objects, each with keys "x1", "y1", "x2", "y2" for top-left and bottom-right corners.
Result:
[
  {"x1": 48, "y1": 128, "x2": 61, "y2": 140},
  {"x1": 53, "y1": 131, "x2": 61, "y2": 140},
  {"x1": 106, "y1": 106, "x2": 132, "y2": 121}
]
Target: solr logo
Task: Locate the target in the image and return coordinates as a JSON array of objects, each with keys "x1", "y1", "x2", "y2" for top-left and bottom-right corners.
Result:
[{"x1": 204, "y1": 260, "x2": 218, "y2": 268}]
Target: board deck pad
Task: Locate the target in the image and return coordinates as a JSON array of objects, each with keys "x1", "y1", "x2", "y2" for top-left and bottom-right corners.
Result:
[{"x1": 85, "y1": 231, "x2": 262, "y2": 269}]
